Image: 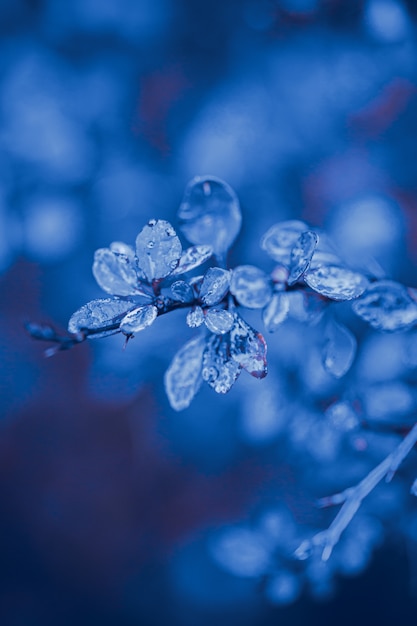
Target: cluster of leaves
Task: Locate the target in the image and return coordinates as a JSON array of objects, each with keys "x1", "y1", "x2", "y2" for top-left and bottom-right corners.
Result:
[{"x1": 28, "y1": 175, "x2": 417, "y2": 412}]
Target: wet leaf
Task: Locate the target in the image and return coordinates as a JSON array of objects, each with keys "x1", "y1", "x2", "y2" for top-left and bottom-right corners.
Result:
[
  {"x1": 186, "y1": 305, "x2": 205, "y2": 328},
  {"x1": 261, "y1": 220, "x2": 308, "y2": 265},
  {"x1": 170, "y1": 245, "x2": 213, "y2": 276},
  {"x1": 135, "y1": 219, "x2": 182, "y2": 281},
  {"x1": 230, "y1": 315, "x2": 267, "y2": 378},
  {"x1": 200, "y1": 267, "x2": 231, "y2": 306},
  {"x1": 304, "y1": 265, "x2": 369, "y2": 301},
  {"x1": 288, "y1": 231, "x2": 319, "y2": 286},
  {"x1": 170, "y1": 280, "x2": 194, "y2": 303},
  {"x1": 262, "y1": 292, "x2": 290, "y2": 332},
  {"x1": 230, "y1": 265, "x2": 272, "y2": 309},
  {"x1": 93, "y1": 247, "x2": 144, "y2": 297},
  {"x1": 202, "y1": 334, "x2": 242, "y2": 393},
  {"x1": 164, "y1": 336, "x2": 205, "y2": 411},
  {"x1": 322, "y1": 319, "x2": 357, "y2": 378},
  {"x1": 68, "y1": 298, "x2": 135, "y2": 338},
  {"x1": 120, "y1": 304, "x2": 158, "y2": 335},
  {"x1": 205, "y1": 308, "x2": 234, "y2": 334},
  {"x1": 352, "y1": 281, "x2": 417, "y2": 332},
  {"x1": 178, "y1": 176, "x2": 242, "y2": 258}
]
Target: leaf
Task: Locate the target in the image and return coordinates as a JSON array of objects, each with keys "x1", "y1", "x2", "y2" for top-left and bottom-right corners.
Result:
[
  {"x1": 352, "y1": 280, "x2": 417, "y2": 332},
  {"x1": 202, "y1": 334, "x2": 242, "y2": 393},
  {"x1": 262, "y1": 292, "x2": 290, "y2": 332},
  {"x1": 170, "y1": 280, "x2": 194, "y2": 303},
  {"x1": 304, "y1": 265, "x2": 369, "y2": 301},
  {"x1": 120, "y1": 304, "x2": 158, "y2": 335},
  {"x1": 93, "y1": 247, "x2": 146, "y2": 297},
  {"x1": 170, "y1": 245, "x2": 213, "y2": 276},
  {"x1": 288, "y1": 231, "x2": 319, "y2": 285},
  {"x1": 135, "y1": 219, "x2": 182, "y2": 282},
  {"x1": 230, "y1": 265, "x2": 272, "y2": 309},
  {"x1": 178, "y1": 176, "x2": 242, "y2": 258},
  {"x1": 322, "y1": 319, "x2": 357, "y2": 378},
  {"x1": 68, "y1": 298, "x2": 135, "y2": 338},
  {"x1": 204, "y1": 308, "x2": 234, "y2": 334},
  {"x1": 229, "y1": 315, "x2": 267, "y2": 378},
  {"x1": 164, "y1": 336, "x2": 205, "y2": 411},
  {"x1": 200, "y1": 267, "x2": 231, "y2": 306},
  {"x1": 260, "y1": 220, "x2": 308, "y2": 265},
  {"x1": 186, "y1": 306, "x2": 205, "y2": 328}
]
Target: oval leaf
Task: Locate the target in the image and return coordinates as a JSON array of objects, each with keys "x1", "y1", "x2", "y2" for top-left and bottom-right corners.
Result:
[
  {"x1": 230, "y1": 265, "x2": 272, "y2": 309},
  {"x1": 200, "y1": 267, "x2": 231, "y2": 306},
  {"x1": 304, "y1": 265, "x2": 369, "y2": 301},
  {"x1": 120, "y1": 304, "x2": 158, "y2": 335},
  {"x1": 229, "y1": 315, "x2": 267, "y2": 378},
  {"x1": 178, "y1": 176, "x2": 242, "y2": 257},
  {"x1": 202, "y1": 334, "x2": 242, "y2": 393},
  {"x1": 352, "y1": 280, "x2": 417, "y2": 331},
  {"x1": 186, "y1": 306, "x2": 205, "y2": 328},
  {"x1": 288, "y1": 231, "x2": 319, "y2": 286},
  {"x1": 135, "y1": 219, "x2": 182, "y2": 282},
  {"x1": 262, "y1": 292, "x2": 290, "y2": 332},
  {"x1": 205, "y1": 308, "x2": 234, "y2": 334},
  {"x1": 164, "y1": 336, "x2": 205, "y2": 411},
  {"x1": 171, "y1": 280, "x2": 194, "y2": 303},
  {"x1": 322, "y1": 319, "x2": 357, "y2": 378},
  {"x1": 170, "y1": 245, "x2": 213, "y2": 276},
  {"x1": 261, "y1": 220, "x2": 308, "y2": 265},
  {"x1": 68, "y1": 298, "x2": 135, "y2": 338},
  {"x1": 93, "y1": 248, "x2": 143, "y2": 297}
]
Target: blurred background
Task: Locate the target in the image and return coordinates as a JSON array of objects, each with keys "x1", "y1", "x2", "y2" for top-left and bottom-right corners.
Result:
[{"x1": 2, "y1": 0, "x2": 417, "y2": 624}]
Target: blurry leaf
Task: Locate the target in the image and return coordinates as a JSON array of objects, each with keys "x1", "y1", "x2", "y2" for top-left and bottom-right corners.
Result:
[
  {"x1": 262, "y1": 292, "x2": 290, "y2": 332},
  {"x1": 93, "y1": 247, "x2": 147, "y2": 297},
  {"x1": 230, "y1": 315, "x2": 267, "y2": 378},
  {"x1": 202, "y1": 334, "x2": 242, "y2": 393},
  {"x1": 304, "y1": 265, "x2": 369, "y2": 301},
  {"x1": 186, "y1": 305, "x2": 205, "y2": 328},
  {"x1": 135, "y1": 219, "x2": 182, "y2": 281},
  {"x1": 288, "y1": 231, "x2": 319, "y2": 286},
  {"x1": 230, "y1": 265, "x2": 272, "y2": 309},
  {"x1": 210, "y1": 527, "x2": 271, "y2": 578},
  {"x1": 170, "y1": 280, "x2": 194, "y2": 303},
  {"x1": 352, "y1": 280, "x2": 417, "y2": 331},
  {"x1": 178, "y1": 176, "x2": 242, "y2": 258},
  {"x1": 164, "y1": 336, "x2": 205, "y2": 411},
  {"x1": 68, "y1": 298, "x2": 135, "y2": 338},
  {"x1": 120, "y1": 304, "x2": 158, "y2": 335},
  {"x1": 204, "y1": 308, "x2": 234, "y2": 334},
  {"x1": 261, "y1": 220, "x2": 308, "y2": 265},
  {"x1": 322, "y1": 319, "x2": 357, "y2": 378},
  {"x1": 170, "y1": 245, "x2": 213, "y2": 276},
  {"x1": 200, "y1": 267, "x2": 231, "y2": 306}
]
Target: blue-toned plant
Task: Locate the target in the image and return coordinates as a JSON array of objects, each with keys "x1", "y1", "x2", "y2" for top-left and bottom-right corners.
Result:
[{"x1": 27, "y1": 175, "x2": 417, "y2": 579}]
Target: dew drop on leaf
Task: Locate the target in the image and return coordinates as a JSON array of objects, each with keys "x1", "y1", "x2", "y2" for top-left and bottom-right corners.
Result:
[
  {"x1": 202, "y1": 334, "x2": 241, "y2": 393},
  {"x1": 262, "y1": 292, "x2": 290, "y2": 332},
  {"x1": 200, "y1": 267, "x2": 231, "y2": 306},
  {"x1": 304, "y1": 265, "x2": 369, "y2": 301},
  {"x1": 322, "y1": 319, "x2": 357, "y2": 378},
  {"x1": 186, "y1": 305, "x2": 205, "y2": 328},
  {"x1": 119, "y1": 304, "x2": 158, "y2": 335},
  {"x1": 178, "y1": 176, "x2": 242, "y2": 258},
  {"x1": 204, "y1": 308, "x2": 234, "y2": 334},
  {"x1": 68, "y1": 298, "x2": 135, "y2": 338},
  {"x1": 229, "y1": 315, "x2": 267, "y2": 378},
  {"x1": 288, "y1": 231, "x2": 319, "y2": 286},
  {"x1": 230, "y1": 265, "x2": 272, "y2": 309},
  {"x1": 352, "y1": 280, "x2": 417, "y2": 331},
  {"x1": 260, "y1": 220, "x2": 308, "y2": 265},
  {"x1": 93, "y1": 248, "x2": 142, "y2": 296},
  {"x1": 135, "y1": 219, "x2": 182, "y2": 281},
  {"x1": 170, "y1": 245, "x2": 213, "y2": 276},
  {"x1": 164, "y1": 336, "x2": 205, "y2": 411},
  {"x1": 171, "y1": 280, "x2": 194, "y2": 303}
]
